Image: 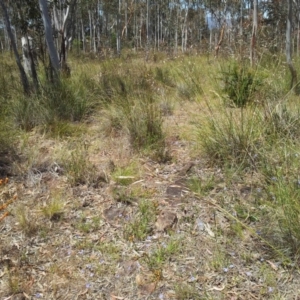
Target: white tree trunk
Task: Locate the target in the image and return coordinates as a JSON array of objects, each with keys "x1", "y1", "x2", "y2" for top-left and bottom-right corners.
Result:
[
  {"x1": 250, "y1": 0, "x2": 258, "y2": 66},
  {"x1": 81, "y1": 19, "x2": 86, "y2": 52},
  {"x1": 39, "y1": 0, "x2": 60, "y2": 73},
  {"x1": 21, "y1": 36, "x2": 39, "y2": 90},
  {"x1": 0, "y1": 0, "x2": 30, "y2": 94},
  {"x1": 88, "y1": 10, "x2": 92, "y2": 51},
  {"x1": 117, "y1": 0, "x2": 121, "y2": 56},
  {"x1": 286, "y1": 0, "x2": 298, "y2": 92}
]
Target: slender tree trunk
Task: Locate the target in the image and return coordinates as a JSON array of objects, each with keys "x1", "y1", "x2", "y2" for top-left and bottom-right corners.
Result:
[
  {"x1": 21, "y1": 36, "x2": 39, "y2": 91},
  {"x1": 117, "y1": 0, "x2": 121, "y2": 56},
  {"x1": 81, "y1": 18, "x2": 86, "y2": 52},
  {"x1": 182, "y1": 1, "x2": 188, "y2": 52},
  {"x1": 286, "y1": 0, "x2": 298, "y2": 93},
  {"x1": 175, "y1": 3, "x2": 179, "y2": 54},
  {"x1": 39, "y1": 0, "x2": 60, "y2": 74},
  {"x1": 297, "y1": 18, "x2": 300, "y2": 57},
  {"x1": 88, "y1": 10, "x2": 92, "y2": 51},
  {"x1": 139, "y1": 9, "x2": 142, "y2": 48},
  {"x1": 3, "y1": 19, "x2": 9, "y2": 51},
  {"x1": 157, "y1": 4, "x2": 159, "y2": 51},
  {"x1": 97, "y1": 0, "x2": 101, "y2": 53},
  {"x1": 146, "y1": 0, "x2": 149, "y2": 59},
  {"x1": 133, "y1": 0, "x2": 137, "y2": 50},
  {"x1": 215, "y1": 25, "x2": 225, "y2": 58},
  {"x1": 93, "y1": 12, "x2": 96, "y2": 53},
  {"x1": 125, "y1": 0, "x2": 128, "y2": 40},
  {"x1": 209, "y1": 28, "x2": 213, "y2": 52},
  {"x1": 0, "y1": 0, "x2": 30, "y2": 94},
  {"x1": 250, "y1": 0, "x2": 258, "y2": 66}
]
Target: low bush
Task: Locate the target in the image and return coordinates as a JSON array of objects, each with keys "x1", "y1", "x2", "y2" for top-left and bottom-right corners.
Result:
[{"x1": 220, "y1": 62, "x2": 261, "y2": 107}]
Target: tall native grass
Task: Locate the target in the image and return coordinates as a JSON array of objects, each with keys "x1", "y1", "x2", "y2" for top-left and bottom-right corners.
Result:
[
  {"x1": 98, "y1": 60, "x2": 170, "y2": 161},
  {"x1": 4, "y1": 49, "x2": 300, "y2": 260},
  {"x1": 0, "y1": 55, "x2": 100, "y2": 135},
  {"x1": 194, "y1": 56, "x2": 300, "y2": 259}
]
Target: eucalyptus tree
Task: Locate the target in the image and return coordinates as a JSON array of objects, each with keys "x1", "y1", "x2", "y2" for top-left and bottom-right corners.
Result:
[
  {"x1": 250, "y1": 0, "x2": 257, "y2": 66},
  {"x1": 0, "y1": 0, "x2": 30, "y2": 94},
  {"x1": 39, "y1": 0, "x2": 60, "y2": 75},
  {"x1": 14, "y1": 0, "x2": 41, "y2": 89},
  {"x1": 52, "y1": 0, "x2": 71, "y2": 72},
  {"x1": 286, "y1": 0, "x2": 298, "y2": 93}
]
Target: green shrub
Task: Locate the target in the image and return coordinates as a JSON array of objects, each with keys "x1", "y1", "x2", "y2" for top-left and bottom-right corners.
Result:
[{"x1": 220, "y1": 62, "x2": 261, "y2": 107}]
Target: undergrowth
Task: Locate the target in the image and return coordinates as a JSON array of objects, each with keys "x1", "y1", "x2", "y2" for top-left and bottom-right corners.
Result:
[{"x1": 3, "y1": 50, "x2": 300, "y2": 299}]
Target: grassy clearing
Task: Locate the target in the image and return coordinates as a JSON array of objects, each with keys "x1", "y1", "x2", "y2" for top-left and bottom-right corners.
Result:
[{"x1": 2, "y1": 52, "x2": 300, "y2": 299}]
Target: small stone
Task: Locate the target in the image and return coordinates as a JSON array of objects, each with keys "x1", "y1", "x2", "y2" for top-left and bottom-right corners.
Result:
[{"x1": 155, "y1": 210, "x2": 178, "y2": 232}]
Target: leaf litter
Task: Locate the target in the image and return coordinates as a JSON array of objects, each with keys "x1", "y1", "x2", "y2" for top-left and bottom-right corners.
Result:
[{"x1": 1, "y1": 103, "x2": 300, "y2": 300}]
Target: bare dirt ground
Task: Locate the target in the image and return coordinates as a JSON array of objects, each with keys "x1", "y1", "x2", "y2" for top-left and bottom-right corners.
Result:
[{"x1": 1, "y1": 101, "x2": 300, "y2": 300}]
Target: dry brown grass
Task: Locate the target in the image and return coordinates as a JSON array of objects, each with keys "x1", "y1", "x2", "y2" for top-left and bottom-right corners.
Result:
[{"x1": 1, "y1": 55, "x2": 300, "y2": 300}]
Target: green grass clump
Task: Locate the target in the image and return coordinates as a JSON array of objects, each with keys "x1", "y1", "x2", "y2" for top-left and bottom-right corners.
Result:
[
  {"x1": 124, "y1": 199, "x2": 156, "y2": 241},
  {"x1": 175, "y1": 63, "x2": 203, "y2": 101},
  {"x1": 264, "y1": 104, "x2": 300, "y2": 141},
  {"x1": 15, "y1": 206, "x2": 39, "y2": 236},
  {"x1": 125, "y1": 96, "x2": 165, "y2": 150},
  {"x1": 76, "y1": 215, "x2": 102, "y2": 233},
  {"x1": 188, "y1": 174, "x2": 215, "y2": 196},
  {"x1": 145, "y1": 239, "x2": 180, "y2": 270},
  {"x1": 63, "y1": 143, "x2": 97, "y2": 186},
  {"x1": 262, "y1": 160, "x2": 300, "y2": 255},
  {"x1": 41, "y1": 193, "x2": 64, "y2": 221},
  {"x1": 7, "y1": 67, "x2": 97, "y2": 132},
  {"x1": 220, "y1": 62, "x2": 261, "y2": 107},
  {"x1": 197, "y1": 105, "x2": 262, "y2": 169},
  {"x1": 112, "y1": 162, "x2": 139, "y2": 186},
  {"x1": 103, "y1": 94, "x2": 168, "y2": 161},
  {"x1": 174, "y1": 283, "x2": 201, "y2": 300}
]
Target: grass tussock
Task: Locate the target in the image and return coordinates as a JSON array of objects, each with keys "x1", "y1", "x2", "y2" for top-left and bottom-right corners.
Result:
[
  {"x1": 62, "y1": 142, "x2": 97, "y2": 186},
  {"x1": 197, "y1": 103, "x2": 262, "y2": 169},
  {"x1": 124, "y1": 199, "x2": 157, "y2": 241}
]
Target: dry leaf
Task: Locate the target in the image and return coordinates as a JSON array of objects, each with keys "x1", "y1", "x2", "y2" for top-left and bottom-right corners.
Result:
[
  {"x1": 110, "y1": 294, "x2": 124, "y2": 300},
  {"x1": 138, "y1": 282, "x2": 157, "y2": 295},
  {"x1": 266, "y1": 260, "x2": 278, "y2": 271},
  {"x1": 204, "y1": 223, "x2": 215, "y2": 237},
  {"x1": 208, "y1": 284, "x2": 225, "y2": 291}
]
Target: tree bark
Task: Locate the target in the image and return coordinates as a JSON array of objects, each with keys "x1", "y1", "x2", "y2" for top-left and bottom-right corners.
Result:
[
  {"x1": 250, "y1": 0, "x2": 258, "y2": 66},
  {"x1": 117, "y1": 0, "x2": 121, "y2": 56},
  {"x1": 21, "y1": 36, "x2": 39, "y2": 91},
  {"x1": 39, "y1": 0, "x2": 60, "y2": 74},
  {"x1": 215, "y1": 25, "x2": 225, "y2": 58},
  {"x1": 286, "y1": 0, "x2": 299, "y2": 93},
  {"x1": 0, "y1": 0, "x2": 30, "y2": 94}
]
